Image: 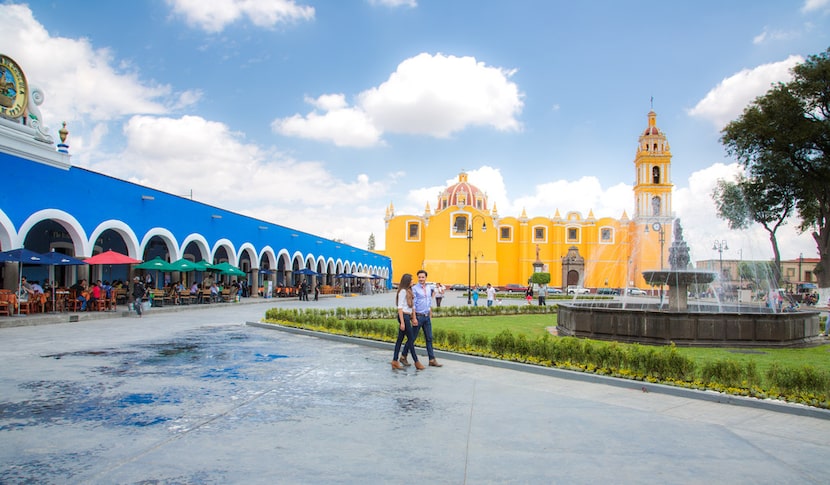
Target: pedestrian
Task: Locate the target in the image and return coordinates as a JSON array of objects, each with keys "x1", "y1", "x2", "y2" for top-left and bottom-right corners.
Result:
[
  {"x1": 401, "y1": 270, "x2": 442, "y2": 367},
  {"x1": 486, "y1": 283, "x2": 496, "y2": 307},
  {"x1": 472, "y1": 287, "x2": 479, "y2": 306},
  {"x1": 314, "y1": 282, "x2": 320, "y2": 301},
  {"x1": 131, "y1": 276, "x2": 146, "y2": 317},
  {"x1": 538, "y1": 284, "x2": 547, "y2": 306},
  {"x1": 435, "y1": 282, "x2": 445, "y2": 307},
  {"x1": 391, "y1": 273, "x2": 424, "y2": 370},
  {"x1": 525, "y1": 286, "x2": 533, "y2": 304}
]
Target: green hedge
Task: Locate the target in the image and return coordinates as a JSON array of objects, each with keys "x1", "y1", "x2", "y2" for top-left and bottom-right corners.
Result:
[{"x1": 262, "y1": 307, "x2": 830, "y2": 409}]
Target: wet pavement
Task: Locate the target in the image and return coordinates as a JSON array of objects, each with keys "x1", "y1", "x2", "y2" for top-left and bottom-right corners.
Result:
[{"x1": 1, "y1": 292, "x2": 830, "y2": 484}]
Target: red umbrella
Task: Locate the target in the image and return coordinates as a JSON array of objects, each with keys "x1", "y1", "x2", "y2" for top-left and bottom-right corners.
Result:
[{"x1": 83, "y1": 250, "x2": 141, "y2": 265}]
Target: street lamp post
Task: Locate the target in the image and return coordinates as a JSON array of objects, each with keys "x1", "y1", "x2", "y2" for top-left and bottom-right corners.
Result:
[
  {"x1": 474, "y1": 251, "x2": 484, "y2": 289},
  {"x1": 467, "y1": 215, "x2": 487, "y2": 305},
  {"x1": 713, "y1": 240, "x2": 728, "y2": 280},
  {"x1": 644, "y1": 221, "x2": 666, "y2": 270}
]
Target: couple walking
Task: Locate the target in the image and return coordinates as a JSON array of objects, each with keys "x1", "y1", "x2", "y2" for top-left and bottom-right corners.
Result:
[{"x1": 391, "y1": 270, "x2": 442, "y2": 370}]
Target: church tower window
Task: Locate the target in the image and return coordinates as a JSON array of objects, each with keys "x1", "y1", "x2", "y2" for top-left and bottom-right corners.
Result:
[{"x1": 652, "y1": 166, "x2": 660, "y2": 184}]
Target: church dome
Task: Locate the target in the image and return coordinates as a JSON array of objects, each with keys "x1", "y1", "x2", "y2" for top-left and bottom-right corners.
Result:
[{"x1": 437, "y1": 172, "x2": 488, "y2": 212}]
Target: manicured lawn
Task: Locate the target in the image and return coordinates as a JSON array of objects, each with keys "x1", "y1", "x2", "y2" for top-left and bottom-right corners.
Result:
[
  {"x1": 427, "y1": 313, "x2": 830, "y2": 371},
  {"x1": 431, "y1": 314, "x2": 555, "y2": 339}
]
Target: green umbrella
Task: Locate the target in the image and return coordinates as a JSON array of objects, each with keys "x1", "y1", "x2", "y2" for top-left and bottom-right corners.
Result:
[
  {"x1": 193, "y1": 259, "x2": 213, "y2": 271},
  {"x1": 134, "y1": 257, "x2": 176, "y2": 272},
  {"x1": 212, "y1": 262, "x2": 246, "y2": 277},
  {"x1": 170, "y1": 258, "x2": 198, "y2": 272}
]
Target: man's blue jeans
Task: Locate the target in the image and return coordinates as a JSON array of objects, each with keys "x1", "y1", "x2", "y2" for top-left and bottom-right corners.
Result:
[{"x1": 414, "y1": 313, "x2": 435, "y2": 360}]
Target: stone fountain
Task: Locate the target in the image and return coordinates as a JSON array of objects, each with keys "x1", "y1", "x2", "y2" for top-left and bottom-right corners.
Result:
[
  {"x1": 556, "y1": 219, "x2": 822, "y2": 348},
  {"x1": 641, "y1": 220, "x2": 716, "y2": 311}
]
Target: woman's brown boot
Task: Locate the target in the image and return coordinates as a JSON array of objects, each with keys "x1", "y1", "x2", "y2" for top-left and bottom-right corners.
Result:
[
  {"x1": 414, "y1": 361, "x2": 426, "y2": 370},
  {"x1": 391, "y1": 360, "x2": 404, "y2": 370}
]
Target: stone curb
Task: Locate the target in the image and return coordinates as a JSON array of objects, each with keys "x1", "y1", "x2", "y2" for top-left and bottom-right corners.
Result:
[{"x1": 247, "y1": 321, "x2": 830, "y2": 421}]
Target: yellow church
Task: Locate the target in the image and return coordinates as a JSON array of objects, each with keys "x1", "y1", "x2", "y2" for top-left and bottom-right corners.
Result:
[{"x1": 378, "y1": 110, "x2": 674, "y2": 292}]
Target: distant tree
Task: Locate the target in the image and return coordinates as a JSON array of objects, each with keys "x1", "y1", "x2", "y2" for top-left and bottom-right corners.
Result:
[
  {"x1": 530, "y1": 272, "x2": 551, "y2": 286},
  {"x1": 711, "y1": 174, "x2": 796, "y2": 282},
  {"x1": 367, "y1": 233, "x2": 376, "y2": 251},
  {"x1": 720, "y1": 47, "x2": 830, "y2": 287},
  {"x1": 738, "y1": 260, "x2": 779, "y2": 291}
]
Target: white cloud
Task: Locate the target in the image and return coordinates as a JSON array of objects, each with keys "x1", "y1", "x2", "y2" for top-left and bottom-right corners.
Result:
[
  {"x1": 272, "y1": 53, "x2": 524, "y2": 146},
  {"x1": 0, "y1": 4, "x2": 197, "y2": 147},
  {"x1": 101, "y1": 115, "x2": 390, "y2": 247},
  {"x1": 272, "y1": 95, "x2": 382, "y2": 147},
  {"x1": 368, "y1": 0, "x2": 417, "y2": 7},
  {"x1": 688, "y1": 55, "x2": 803, "y2": 129},
  {"x1": 166, "y1": 0, "x2": 314, "y2": 33},
  {"x1": 802, "y1": 0, "x2": 830, "y2": 12}
]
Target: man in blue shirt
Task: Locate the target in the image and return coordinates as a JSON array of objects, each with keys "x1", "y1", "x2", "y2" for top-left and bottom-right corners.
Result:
[{"x1": 400, "y1": 269, "x2": 442, "y2": 367}]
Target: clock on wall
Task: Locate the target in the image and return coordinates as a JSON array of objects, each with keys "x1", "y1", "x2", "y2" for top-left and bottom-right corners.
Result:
[{"x1": 0, "y1": 54, "x2": 28, "y2": 120}]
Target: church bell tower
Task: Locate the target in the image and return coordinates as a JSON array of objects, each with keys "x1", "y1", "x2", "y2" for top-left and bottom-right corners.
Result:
[{"x1": 633, "y1": 110, "x2": 673, "y2": 223}]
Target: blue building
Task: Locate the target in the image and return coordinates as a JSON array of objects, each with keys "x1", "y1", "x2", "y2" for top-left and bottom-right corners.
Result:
[{"x1": 0, "y1": 54, "x2": 390, "y2": 293}]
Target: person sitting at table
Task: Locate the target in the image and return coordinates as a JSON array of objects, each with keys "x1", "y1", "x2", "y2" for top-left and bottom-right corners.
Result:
[
  {"x1": 30, "y1": 280, "x2": 44, "y2": 294},
  {"x1": 70, "y1": 279, "x2": 88, "y2": 311},
  {"x1": 210, "y1": 282, "x2": 220, "y2": 302},
  {"x1": 89, "y1": 281, "x2": 102, "y2": 309},
  {"x1": 190, "y1": 282, "x2": 200, "y2": 303},
  {"x1": 101, "y1": 280, "x2": 112, "y2": 299}
]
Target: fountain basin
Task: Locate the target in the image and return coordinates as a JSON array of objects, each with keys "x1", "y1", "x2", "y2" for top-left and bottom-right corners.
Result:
[{"x1": 557, "y1": 302, "x2": 822, "y2": 348}]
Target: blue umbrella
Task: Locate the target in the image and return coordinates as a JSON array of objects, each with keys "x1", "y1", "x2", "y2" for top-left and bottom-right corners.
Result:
[
  {"x1": 295, "y1": 268, "x2": 321, "y2": 276},
  {"x1": 39, "y1": 252, "x2": 87, "y2": 312},
  {"x1": 0, "y1": 248, "x2": 49, "y2": 316}
]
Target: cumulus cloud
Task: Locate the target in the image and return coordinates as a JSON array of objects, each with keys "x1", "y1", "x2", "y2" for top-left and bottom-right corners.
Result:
[
  {"x1": 272, "y1": 53, "x2": 524, "y2": 146},
  {"x1": 688, "y1": 55, "x2": 803, "y2": 129},
  {"x1": 166, "y1": 0, "x2": 314, "y2": 33},
  {"x1": 272, "y1": 95, "x2": 382, "y2": 147},
  {"x1": 103, "y1": 115, "x2": 390, "y2": 245},
  {"x1": 0, "y1": 4, "x2": 198, "y2": 148}
]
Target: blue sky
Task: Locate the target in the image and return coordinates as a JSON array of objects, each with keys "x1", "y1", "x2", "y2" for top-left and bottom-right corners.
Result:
[{"x1": 2, "y1": 0, "x2": 829, "y2": 264}]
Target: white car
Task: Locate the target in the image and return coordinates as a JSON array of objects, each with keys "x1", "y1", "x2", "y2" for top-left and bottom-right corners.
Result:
[
  {"x1": 626, "y1": 288, "x2": 647, "y2": 296},
  {"x1": 567, "y1": 286, "x2": 590, "y2": 295}
]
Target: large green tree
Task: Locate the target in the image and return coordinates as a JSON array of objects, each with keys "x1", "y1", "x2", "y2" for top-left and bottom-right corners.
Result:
[{"x1": 720, "y1": 47, "x2": 830, "y2": 287}]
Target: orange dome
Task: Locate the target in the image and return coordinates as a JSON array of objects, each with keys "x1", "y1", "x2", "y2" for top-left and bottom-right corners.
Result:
[{"x1": 437, "y1": 172, "x2": 488, "y2": 211}]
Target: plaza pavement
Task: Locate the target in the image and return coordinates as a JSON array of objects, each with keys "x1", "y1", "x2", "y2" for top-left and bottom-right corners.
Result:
[{"x1": 1, "y1": 291, "x2": 829, "y2": 483}]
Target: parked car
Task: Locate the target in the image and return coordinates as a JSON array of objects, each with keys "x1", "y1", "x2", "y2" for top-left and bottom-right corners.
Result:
[
  {"x1": 597, "y1": 288, "x2": 620, "y2": 295},
  {"x1": 567, "y1": 285, "x2": 591, "y2": 295},
  {"x1": 626, "y1": 288, "x2": 647, "y2": 296},
  {"x1": 498, "y1": 284, "x2": 529, "y2": 293},
  {"x1": 549, "y1": 288, "x2": 564, "y2": 295},
  {"x1": 449, "y1": 284, "x2": 468, "y2": 291}
]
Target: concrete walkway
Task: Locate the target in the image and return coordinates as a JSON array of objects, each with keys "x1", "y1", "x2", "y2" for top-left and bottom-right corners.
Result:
[{"x1": 1, "y1": 292, "x2": 829, "y2": 483}]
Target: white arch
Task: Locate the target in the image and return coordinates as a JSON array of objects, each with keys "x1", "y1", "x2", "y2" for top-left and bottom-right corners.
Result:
[
  {"x1": 140, "y1": 227, "x2": 180, "y2": 261},
  {"x1": 88, "y1": 220, "x2": 141, "y2": 258},
  {"x1": 211, "y1": 238, "x2": 236, "y2": 265},
  {"x1": 180, "y1": 233, "x2": 211, "y2": 262},
  {"x1": 19, "y1": 209, "x2": 89, "y2": 256},
  {"x1": 259, "y1": 246, "x2": 277, "y2": 269},
  {"x1": 0, "y1": 208, "x2": 18, "y2": 249},
  {"x1": 290, "y1": 251, "x2": 304, "y2": 268},
  {"x1": 238, "y1": 242, "x2": 258, "y2": 268}
]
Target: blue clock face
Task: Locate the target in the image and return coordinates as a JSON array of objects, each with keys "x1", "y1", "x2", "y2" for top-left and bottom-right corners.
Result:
[{"x1": 652, "y1": 222, "x2": 662, "y2": 232}]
